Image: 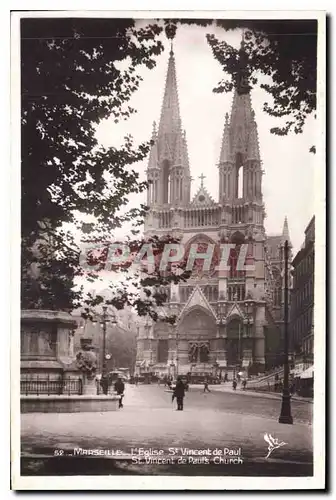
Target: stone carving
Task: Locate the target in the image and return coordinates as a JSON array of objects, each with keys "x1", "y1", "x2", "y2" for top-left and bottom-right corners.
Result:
[
  {"x1": 188, "y1": 341, "x2": 210, "y2": 363},
  {"x1": 22, "y1": 325, "x2": 56, "y2": 357},
  {"x1": 37, "y1": 329, "x2": 55, "y2": 355}
]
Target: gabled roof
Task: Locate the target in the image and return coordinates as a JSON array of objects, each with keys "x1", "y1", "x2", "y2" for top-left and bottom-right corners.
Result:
[
  {"x1": 177, "y1": 285, "x2": 217, "y2": 323},
  {"x1": 190, "y1": 185, "x2": 216, "y2": 207},
  {"x1": 226, "y1": 302, "x2": 246, "y2": 320}
]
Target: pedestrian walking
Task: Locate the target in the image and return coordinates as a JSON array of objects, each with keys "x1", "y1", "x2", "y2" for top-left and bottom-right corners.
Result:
[
  {"x1": 172, "y1": 377, "x2": 186, "y2": 411},
  {"x1": 100, "y1": 375, "x2": 108, "y2": 395},
  {"x1": 224, "y1": 372, "x2": 228, "y2": 383},
  {"x1": 203, "y1": 379, "x2": 211, "y2": 393},
  {"x1": 232, "y1": 379, "x2": 237, "y2": 391},
  {"x1": 242, "y1": 379, "x2": 247, "y2": 390},
  {"x1": 135, "y1": 375, "x2": 138, "y2": 386},
  {"x1": 114, "y1": 377, "x2": 125, "y2": 408}
]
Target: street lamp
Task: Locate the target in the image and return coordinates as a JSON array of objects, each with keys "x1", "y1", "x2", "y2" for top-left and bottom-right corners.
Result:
[
  {"x1": 279, "y1": 240, "x2": 293, "y2": 424},
  {"x1": 144, "y1": 318, "x2": 153, "y2": 382},
  {"x1": 100, "y1": 306, "x2": 117, "y2": 378},
  {"x1": 245, "y1": 300, "x2": 253, "y2": 373},
  {"x1": 175, "y1": 325, "x2": 179, "y2": 378}
]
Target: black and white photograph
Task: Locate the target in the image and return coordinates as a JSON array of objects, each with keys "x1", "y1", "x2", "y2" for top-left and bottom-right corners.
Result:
[{"x1": 11, "y1": 10, "x2": 326, "y2": 490}]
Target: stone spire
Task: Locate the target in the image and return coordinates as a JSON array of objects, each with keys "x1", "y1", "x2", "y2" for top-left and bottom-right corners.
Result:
[
  {"x1": 182, "y1": 129, "x2": 190, "y2": 171},
  {"x1": 149, "y1": 44, "x2": 191, "y2": 205},
  {"x1": 147, "y1": 121, "x2": 158, "y2": 170},
  {"x1": 218, "y1": 40, "x2": 262, "y2": 203},
  {"x1": 157, "y1": 47, "x2": 182, "y2": 140},
  {"x1": 229, "y1": 89, "x2": 254, "y2": 159},
  {"x1": 281, "y1": 216, "x2": 291, "y2": 246},
  {"x1": 246, "y1": 111, "x2": 260, "y2": 161},
  {"x1": 219, "y1": 112, "x2": 231, "y2": 164}
]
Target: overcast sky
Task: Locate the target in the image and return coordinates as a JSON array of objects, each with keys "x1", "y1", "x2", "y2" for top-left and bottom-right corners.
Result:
[{"x1": 95, "y1": 21, "x2": 316, "y2": 256}]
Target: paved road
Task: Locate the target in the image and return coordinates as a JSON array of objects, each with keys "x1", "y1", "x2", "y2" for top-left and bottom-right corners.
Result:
[{"x1": 21, "y1": 384, "x2": 313, "y2": 477}]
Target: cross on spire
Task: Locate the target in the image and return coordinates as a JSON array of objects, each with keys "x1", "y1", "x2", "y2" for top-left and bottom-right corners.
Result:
[{"x1": 198, "y1": 173, "x2": 206, "y2": 187}]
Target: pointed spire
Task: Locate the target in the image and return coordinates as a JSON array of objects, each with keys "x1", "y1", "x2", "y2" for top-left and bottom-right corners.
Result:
[
  {"x1": 151, "y1": 120, "x2": 157, "y2": 139},
  {"x1": 219, "y1": 112, "x2": 231, "y2": 163},
  {"x1": 174, "y1": 130, "x2": 184, "y2": 166},
  {"x1": 247, "y1": 112, "x2": 260, "y2": 161},
  {"x1": 236, "y1": 29, "x2": 251, "y2": 96},
  {"x1": 158, "y1": 47, "x2": 181, "y2": 138},
  {"x1": 182, "y1": 130, "x2": 190, "y2": 171},
  {"x1": 147, "y1": 121, "x2": 158, "y2": 170},
  {"x1": 154, "y1": 45, "x2": 190, "y2": 205},
  {"x1": 281, "y1": 216, "x2": 291, "y2": 246}
]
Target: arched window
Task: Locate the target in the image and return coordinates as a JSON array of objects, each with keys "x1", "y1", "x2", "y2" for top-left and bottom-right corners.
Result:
[
  {"x1": 236, "y1": 153, "x2": 244, "y2": 199},
  {"x1": 229, "y1": 232, "x2": 245, "y2": 279},
  {"x1": 162, "y1": 160, "x2": 170, "y2": 204},
  {"x1": 237, "y1": 166, "x2": 243, "y2": 198},
  {"x1": 272, "y1": 267, "x2": 282, "y2": 306}
]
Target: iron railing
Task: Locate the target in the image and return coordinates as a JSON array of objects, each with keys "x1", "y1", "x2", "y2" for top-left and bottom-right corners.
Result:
[{"x1": 20, "y1": 376, "x2": 83, "y2": 396}]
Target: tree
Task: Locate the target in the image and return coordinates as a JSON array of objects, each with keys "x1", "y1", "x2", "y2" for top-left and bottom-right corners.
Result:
[
  {"x1": 105, "y1": 325, "x2": 137, "y2": 372},
  {"x1": 21, "y1": 17, "x2": 190, "y2": 318}
]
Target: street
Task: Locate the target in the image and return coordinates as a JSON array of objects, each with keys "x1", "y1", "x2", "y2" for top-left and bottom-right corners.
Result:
[{"x1": 21, "y1": 384, "x2": 313, "y2": 476}]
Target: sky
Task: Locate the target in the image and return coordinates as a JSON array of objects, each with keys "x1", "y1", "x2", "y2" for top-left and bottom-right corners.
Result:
[{"x1": 95, "y1": 21, "x2": 317, "y2": 256}]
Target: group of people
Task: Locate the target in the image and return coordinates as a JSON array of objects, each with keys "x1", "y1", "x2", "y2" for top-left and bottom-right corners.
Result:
[
  {"x1": 98, "y1": 375, "x2": 125, "y2": 408},
  {"x1": 232, "y1": 378, "x2": 247, "y2": 390}
]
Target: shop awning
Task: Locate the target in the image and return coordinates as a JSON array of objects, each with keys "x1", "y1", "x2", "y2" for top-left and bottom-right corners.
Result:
[{"x1": 300, "y1": 366, "x2": 314, "y2": 379}]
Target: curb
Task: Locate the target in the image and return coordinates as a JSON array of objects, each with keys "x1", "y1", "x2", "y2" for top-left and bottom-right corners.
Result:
[{"x1": 209, "y1": 386, "x2": 313, "y2": 403}]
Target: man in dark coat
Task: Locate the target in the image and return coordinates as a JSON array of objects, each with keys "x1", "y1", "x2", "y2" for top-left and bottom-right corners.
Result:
[
  {"x1": 172, "y1": 377, "x2": 185, "y2": 411},
  {"x1": 100, "y1": 375, "x2": 108, "y2": 395},
  {"x1": 114, "y1": 377, "x2": 125, "y2": 408}
]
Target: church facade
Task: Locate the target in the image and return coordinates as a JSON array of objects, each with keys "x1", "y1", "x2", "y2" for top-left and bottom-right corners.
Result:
[{"x1": 135, "y1": 44, "x2": 291, "y2": 379}]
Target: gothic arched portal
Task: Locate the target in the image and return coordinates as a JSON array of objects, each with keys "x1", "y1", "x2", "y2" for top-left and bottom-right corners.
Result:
[{"x1": 179, "y1": 308, "x2": 216, "y2": 340}]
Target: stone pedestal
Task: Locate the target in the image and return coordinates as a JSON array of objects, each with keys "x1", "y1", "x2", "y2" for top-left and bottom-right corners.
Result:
[
  {"x1": 82, "y1": 376, "x2": 97, "y2": 396},
  {"x1": 21, "y1": 309, "x2": 78, "y2": 380}
]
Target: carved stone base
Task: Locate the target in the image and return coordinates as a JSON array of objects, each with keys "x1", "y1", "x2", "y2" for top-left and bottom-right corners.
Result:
[
  {"x1": 21, "y1": 309, "x2": 78, "y2": 381},
  {"x1": 82, "y1": 376, "x2": 97, "y2": 396}
]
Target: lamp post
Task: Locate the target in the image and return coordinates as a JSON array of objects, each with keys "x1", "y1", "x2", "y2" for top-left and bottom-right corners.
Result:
[
  {"x1": 279, "y1": 240, "x2": 293, "y2": 424},
  {"x1": 245, "y1": 300, "x2": 253, "y2": 372},
  {"x1": 217, "y1": 308, "x2": 225, "y2": 380},
  {"x1": 175, "y1": 325, "x2": 179, "y2": 378},
  {"x1": 144, "y1": 318, "x2": 152, "y2": 382},
  {"x1": 100, "y1": 306, "x2": 117, "y2": 378}
]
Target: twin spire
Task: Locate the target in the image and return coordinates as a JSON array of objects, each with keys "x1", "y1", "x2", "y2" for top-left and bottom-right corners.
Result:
[{"x1": 147, "y1": 37, "x2": 260, "y2": 204}]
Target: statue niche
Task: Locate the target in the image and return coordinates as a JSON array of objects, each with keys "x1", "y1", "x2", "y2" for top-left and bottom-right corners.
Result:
[
  {"x1": 179, "y1": 309, "x2": 216, "y2": 339},
  {"x1": 188, "y1": 341, "x2": 210, "y2": 363}
]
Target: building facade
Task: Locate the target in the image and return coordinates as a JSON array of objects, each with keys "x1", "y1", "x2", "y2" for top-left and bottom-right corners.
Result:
[
  {"x1": 290, "y1": 216, "x2": 315, "y2": 367},
  {"x1": 135, "y1": 43, "x2": 290, "y2": 379}
]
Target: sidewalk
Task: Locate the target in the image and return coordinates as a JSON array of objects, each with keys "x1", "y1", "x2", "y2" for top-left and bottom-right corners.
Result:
[{"x1": 205, "y1": 384, "x2": 313, "y2": 403}]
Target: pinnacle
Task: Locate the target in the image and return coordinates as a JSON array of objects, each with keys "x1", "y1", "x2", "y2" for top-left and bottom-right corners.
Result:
[
  {"x1": 151, "y1": 121, "x2": 157, "y2": 138},
  {"x1": 281, "y1": 216, "x2": 292, "y2": 246}
]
